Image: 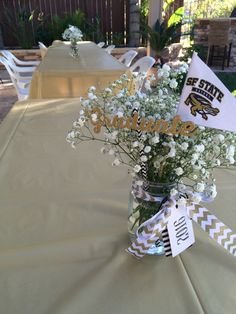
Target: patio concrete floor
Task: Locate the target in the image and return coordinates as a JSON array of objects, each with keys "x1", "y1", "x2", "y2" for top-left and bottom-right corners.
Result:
[
  {"x1": 0, "y1": 65, "x2": 236, "y2": 124},
  {"x1": 0, "y1": 70, "x2": 17, "y2": 123}
]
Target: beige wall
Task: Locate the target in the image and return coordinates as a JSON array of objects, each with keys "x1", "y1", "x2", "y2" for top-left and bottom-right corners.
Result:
[{"x1": 147, "y1": 0, "x2": 163, "y2": 56}]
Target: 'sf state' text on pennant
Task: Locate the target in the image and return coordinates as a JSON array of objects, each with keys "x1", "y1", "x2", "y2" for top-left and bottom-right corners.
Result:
[{"x1": 177, "y1": 52, "x2": 236, "y2": 133}]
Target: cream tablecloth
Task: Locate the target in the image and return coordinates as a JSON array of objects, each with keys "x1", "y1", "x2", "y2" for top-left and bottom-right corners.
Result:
[
  {"x1": 29, "y1": 42, "x2": 130, "y2": 99},
  {"x1": 0, "y1": 98, "x2": 236, "y2": 314}
]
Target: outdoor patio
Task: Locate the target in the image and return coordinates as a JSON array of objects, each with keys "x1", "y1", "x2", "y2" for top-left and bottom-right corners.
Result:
[
  {"x1": 1, "y1": 1, "x2": 236, "y2": 314},
  {"x1": 0, "y1": 70, "x2": 17, "y2": 122}
]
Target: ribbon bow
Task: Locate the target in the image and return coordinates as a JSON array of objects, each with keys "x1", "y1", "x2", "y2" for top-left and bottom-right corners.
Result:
[{"x1": 126, "y1": 182, "x2": 236, "y2": 259}]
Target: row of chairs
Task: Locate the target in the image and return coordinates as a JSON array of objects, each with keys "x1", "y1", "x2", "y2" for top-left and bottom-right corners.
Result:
[
  {"x1": 0, "y1": 42, "x2": 155, "y2": 101},
  {"x1": 96, "y1": 42, "x2": 156, "y2": 79},
  {"x1": 0, "y1": 51, "x2": 40, "y2": 100}
]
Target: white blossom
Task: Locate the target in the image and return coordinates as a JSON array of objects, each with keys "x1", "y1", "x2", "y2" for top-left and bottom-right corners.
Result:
[
  {"x1": 168, "y1": 148, "x2": 176, "y2": 158},
  {"x1": 112, "y1": 158, "x2": 121, "y2": 166},
  {"x1": 100, "y1": 147, "x2": 106, "y2": 154},
  {"x1": 214, "y1": 134, "x2": 225, "y2": 143},
  {"x1": 91, "y1": 113, "x2": 98, "y2": 122},
  {"x1": 132, "y1": 141, "x2": 139, "y2": 148},
  {"x1": 116, "y1": 111, "x2": 124, "y2": 118},
  {"x1": 89, "y1": 86, "x2": 96, "y2": 92},
  {"x1": 175, "y1": 167, "x2": 184, "y2": 176},
  {"x1": 134, "y1": 165, "x2": 141, "y2": 173},
  {"x1": 158, "y1": 89, "x2": 163, "y2": 97},
  {"x1": 181, "y1": 142, "x2": 188, "y2": 151},
  {"x1": 88, "y1": 93, "x2": 97, "y2": 100},
  {"x1": 226, "y1": 145, "x2": 235, "y2": 158},
  {"x1": 195, "y1": 144, "x2": 205, "y2": 153},
  {"x1": 144, "y1": 146, "x2": 151, "y2": 153},
  {"x1": 108, "y1": 149, "x2": 115, "y2": 155},
  {"x1": 195, "y1": 182, "x2": 205, "y2": 192},
  {"x1": 169, "y1": 79, "x2": 178, "y2": 89},
  {"x1": 105, "y1": 88, "x2": 112, "y2": 94},
  {"x1": 140, "y1": 155, "x2": 148, "y2": 162},
  {"x1": 162, "y1": 64, "x2": 171, "y2": 72},
  {"x1": 151, "y1": 135, "x2": 160, "y2": 144},
  {"x1": 62, "y1": 25, "x2": 83, "y2": 41},
  {"x1": 170, "y1": 188, "x2": 178, "y2": 197}
]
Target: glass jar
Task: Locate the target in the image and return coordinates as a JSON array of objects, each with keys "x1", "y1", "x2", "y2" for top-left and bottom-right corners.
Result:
[
  {"x1": 128, "y1": 180, "x2": 176, "y2": 256},
  {"x1": 70, "y1": 40, "x2": 79, "y2": 58}
]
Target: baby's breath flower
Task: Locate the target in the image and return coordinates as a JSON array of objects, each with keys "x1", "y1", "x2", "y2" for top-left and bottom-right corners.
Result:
[
  {"x1": 68, "y1": 65, "x2": 236, "y2": 202},
  {"x1": 134, "y1": 165, "x2": 141, "y2": 173},
  {"x1": 140, "y1": 155, "x2": 148, "y2": 162},
  {"x1": 88, "y1": 93, "x2": 97, "y2": 100},
  {"x1": 112, "y1": 159, "x2": 121, "y2": 166},
  {"x1": 175, "y1": 167, "x2": 184, "y2": 176},
  {"x1": 144, "y1": 146, "x2": 151, "y2": 153}
]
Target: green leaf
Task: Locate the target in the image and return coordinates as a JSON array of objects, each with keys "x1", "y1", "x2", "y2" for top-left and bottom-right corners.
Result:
[
  {"x1": 168, "y1": 7, "x2": 184, "y2": 28},
  {"x1": 29, "y1": 10, "x2": 34, "y2": 21},
  {"x1": 163, "y1": 0, "x2": 175, "y2": 13}
]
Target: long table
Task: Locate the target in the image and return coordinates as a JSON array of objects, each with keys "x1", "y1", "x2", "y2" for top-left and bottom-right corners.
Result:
[
  {"x1": 0, "y1": 99, "x2": 236, "y2": 314},
  {"x1": 29, "y1": 42, "x2": 129, "y2": 99}
]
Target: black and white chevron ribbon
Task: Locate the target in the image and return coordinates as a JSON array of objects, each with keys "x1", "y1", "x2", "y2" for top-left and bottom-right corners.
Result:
[
  {"x1": 131, "y1": 106, "x2": 171, "y2": 254},
  {"x1": 131, "y1": 107, "x2": 148, "y2": 182},
  {"x1": 162, "y1": 228, "x2": 172, "y2": 257}
]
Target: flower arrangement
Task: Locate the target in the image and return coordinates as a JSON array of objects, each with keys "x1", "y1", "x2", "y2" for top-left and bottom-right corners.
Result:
[
  {"x1": 62, "y1": 25, "x2": 83, "y2": 58},
  {"x1": 67, "y1": 64, "x2": 236, "y2": 241},
  {"x1": 62, "y1": 24, "x2": 83, "y2": 42}
]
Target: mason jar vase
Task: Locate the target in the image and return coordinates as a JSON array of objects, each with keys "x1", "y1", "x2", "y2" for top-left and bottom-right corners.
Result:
[
  {"x1": 70, "y1": 40, "x2": 79, "y2": 58},
  {"x1": 128, "y1": 180, "x2": 176, "y2": 256}
]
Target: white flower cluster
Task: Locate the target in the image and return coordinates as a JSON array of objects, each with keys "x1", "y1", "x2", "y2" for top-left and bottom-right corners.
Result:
[
  {"x1": 67, "y1": 65, "x2": 236, "y2": 204},
  {"x1": 157, "y1": 62, "x2": 189, "y2": 95},
  {"x1": 62, "y1": 25, "x2": 83, "y2": 42}
]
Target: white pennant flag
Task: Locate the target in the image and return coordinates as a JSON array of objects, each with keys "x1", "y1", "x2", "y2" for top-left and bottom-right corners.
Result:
[{"x1": 177, "y1": 52, "x2": 236, "y2": 132}]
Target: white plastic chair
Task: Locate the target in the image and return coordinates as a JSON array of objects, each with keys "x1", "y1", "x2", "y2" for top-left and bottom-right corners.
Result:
[
  {"x1": 38, "y1": 42, "x2": 47, "y2": 49},
  {"x1": 118, "y1": 50, "x2": 138, "y2": 67},
  {"x1": 130, "y1": 56, "x2": 156, "y2": 91},
  {"x1": 0, "y1": 57, "x2": 35, "y2": 79},
  {"x1": 38, "y1": 42, "x2": 48, "y2": 58},
  {"x1": 1, "y1": 50, "x2": 40, "y2": 66},
  {"x1": 97, "y1": 42, "x2": 105, "y2": 48},
  {"x1": 130, "y1": 56, "x2": 156, "y2": 74},
  {"x1": 105, "y1": 45, "x2": 115, "y2": 54},
  {"x1": 0, "y1": 56, "x2": 30, "y2": 100}
]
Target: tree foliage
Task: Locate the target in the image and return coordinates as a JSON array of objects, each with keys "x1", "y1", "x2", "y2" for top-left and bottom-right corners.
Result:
[{"x1": 185, "y1": 0, "x2": 236, "y2": 18}]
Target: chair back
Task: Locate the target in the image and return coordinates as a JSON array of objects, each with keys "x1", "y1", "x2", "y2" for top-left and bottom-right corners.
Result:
[
  {"x1": 0, "y1": 56, "x2": 29, "y2": 100},
  {"x1": 38, "y1": 42, "x2": 47, "y2": 49},
  {"x1": 0, "y1": 55, "x2": 34, "y2": 75},
  {"x1": 105, "y1": 45, "x2": 115, "y2": 54},
  {"x1": 38, "y1": 42, "x2": 48, "y2": 58},
  {"x1": 0, "y1": 56, "x2": 17, "y2": 79},
  {"x1": 118, "y1": 50, "x2": 138, "y2": 67},
  {"x1": 208, "y1": 19, "x2": 231, "y2": 46},
  {"x1": 1, "y1": 50, "x2": 39, "y2": 66},
  {"x1": 97, "y1": 42, "x2": 105, "y2": 48},
  {"x1": 130, "y1": 56, "x2": 156, "y2": 74},
  {"x1": 1, "y1": 50, "x2": 17, "y2": 65}
]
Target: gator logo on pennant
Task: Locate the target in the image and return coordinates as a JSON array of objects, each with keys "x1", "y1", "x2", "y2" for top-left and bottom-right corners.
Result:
[
  {"x1": 185, "y1": 92, "x2": 220, "y2": 120},
  {"x1": 178, "y1": 52, "x2": 236, "y2": 133}
]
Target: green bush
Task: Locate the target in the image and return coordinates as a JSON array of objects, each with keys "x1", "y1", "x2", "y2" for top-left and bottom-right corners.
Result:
[
  {"x1": 2, "y1": 2, "x2": 104, "y2": 48},
  {"x1": 180, "y1": 43, "x2": 207, "y2": 62},
  {"x1": 2, "y1": 3, "x2": 40, "y2": 49}
]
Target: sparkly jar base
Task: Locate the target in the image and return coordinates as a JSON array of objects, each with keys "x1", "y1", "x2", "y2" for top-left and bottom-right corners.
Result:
[
  {"x1": 70, "y1": 42, "x2": 79, "y2": 58},
  {"x1": 128, "y1": 181, "x2": 176, "y2": 256}
]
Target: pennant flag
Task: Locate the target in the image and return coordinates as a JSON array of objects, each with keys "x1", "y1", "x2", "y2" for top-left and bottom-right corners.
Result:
[{"x1": 177, "y1": 52, "x2": 236, "y2": 132}]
